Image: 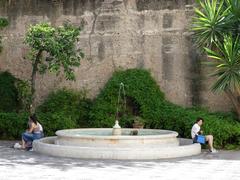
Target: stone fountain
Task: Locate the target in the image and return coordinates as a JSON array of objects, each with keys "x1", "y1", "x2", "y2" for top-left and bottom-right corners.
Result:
[{"x1": 33, "y1": 83, "x2": 201, "y2": 159}]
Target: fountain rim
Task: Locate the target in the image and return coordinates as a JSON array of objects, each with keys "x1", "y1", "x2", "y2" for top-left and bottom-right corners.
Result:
[{"x1": 55, "y1": 128, "x2": 178, "y2": 140}]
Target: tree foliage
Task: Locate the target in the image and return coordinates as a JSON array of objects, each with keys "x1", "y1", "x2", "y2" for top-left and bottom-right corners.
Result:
[
  {"x1": 24, "y1": 22, "x2": 84, "y2": 111},
  {"x1": 25, "y1": 22, "x2": 84, "y2": 80}
]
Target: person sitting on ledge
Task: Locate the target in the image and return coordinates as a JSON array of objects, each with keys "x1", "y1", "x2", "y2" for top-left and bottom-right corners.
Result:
[
  {"x1": 21, "y1": 114, "x2": 44, "y2": 150},
  {"x1": 191, "y1": 117, "x2": 217, "y2": 153}
]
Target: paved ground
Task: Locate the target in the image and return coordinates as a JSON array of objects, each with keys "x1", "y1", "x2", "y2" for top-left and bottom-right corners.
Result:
[{"x1": 1, "y1": 141, "x2": 240, "y2": 180}]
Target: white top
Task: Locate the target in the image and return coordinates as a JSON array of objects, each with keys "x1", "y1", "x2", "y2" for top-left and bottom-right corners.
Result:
[
  {"x1": 191, "y1": 123, "x2": 200, "y2": 139},
  {"x1": 38, "y1": 122, "x2": 43, "y2": 132}
]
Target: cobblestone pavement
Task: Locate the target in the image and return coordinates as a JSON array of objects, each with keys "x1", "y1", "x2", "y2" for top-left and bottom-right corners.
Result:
[{"x1": 1, "y1": 141, "x2": 240, "y2": 180}]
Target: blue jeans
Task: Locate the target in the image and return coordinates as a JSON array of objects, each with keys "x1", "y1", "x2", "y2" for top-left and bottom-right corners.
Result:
[{"x1": 22, "y1": 132, "x2": 43, "y2": 146}]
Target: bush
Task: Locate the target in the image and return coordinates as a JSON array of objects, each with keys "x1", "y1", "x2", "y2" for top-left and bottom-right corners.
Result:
[
  {"x1": 89, "y1": 69, "x2": 165, "y2": 128},
  {"x1": 89, "y1": 68, "x2": 240, "y2": 148},
  {"x1": 36, "y1": 112, "x2": 77, "y2": 136},
  {"x1": 15, "y1": 79, "x2": 32, "y2": 112},
  {"x1": 0, "y1": 112, "x2": 29, "y2": 140},
  {"x1": 36, "y1": 89, "x2": 92, "y2": 136},
  {"x1": 156, "y1": 103, "x2": 240, "y2": 148},
  {"x1": 0, "y1": 71, "x2": 19, "y2": 112}
]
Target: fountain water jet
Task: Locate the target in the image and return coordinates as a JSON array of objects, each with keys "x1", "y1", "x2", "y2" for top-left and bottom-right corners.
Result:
[{"x1": 112, "y1": 82, "x2": 126, "y2": 136}]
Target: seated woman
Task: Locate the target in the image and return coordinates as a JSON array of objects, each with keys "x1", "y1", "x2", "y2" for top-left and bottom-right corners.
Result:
[
  {"x1": 21, "y1": 114, "x2": 44, "y2": 149},
  {"x1": 191, "y1": 117, "x2": 217, "y2": 153}
]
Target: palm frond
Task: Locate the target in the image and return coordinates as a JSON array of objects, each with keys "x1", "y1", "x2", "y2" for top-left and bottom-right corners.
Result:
[
  {"x1": 205, "y1": 35, "x2": 240, "y2": 92},
  {"x1": 192, "y1": 0, "x2": 236, "y2": 48}
]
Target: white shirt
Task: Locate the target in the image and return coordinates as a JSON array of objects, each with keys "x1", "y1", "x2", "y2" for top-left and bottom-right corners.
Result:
[
  {"x1": 191, "y1": 123, "x2": 200, "y2": 139},
  {"x1": 38, "y1": 122, "x2": 43, "y2": 132}
]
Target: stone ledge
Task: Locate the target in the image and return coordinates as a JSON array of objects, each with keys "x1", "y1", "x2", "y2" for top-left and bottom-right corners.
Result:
[{"x1": 33, "y1": 136, "x2": 201, "y2": 160}]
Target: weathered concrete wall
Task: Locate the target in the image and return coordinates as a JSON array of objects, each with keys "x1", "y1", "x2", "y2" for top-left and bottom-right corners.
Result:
[{"x1": 0, "y1": 0, "x2": 232, "y2": 111}]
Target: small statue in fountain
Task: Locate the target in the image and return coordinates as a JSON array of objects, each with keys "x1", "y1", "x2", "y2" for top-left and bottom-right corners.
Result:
[{"x1": 112, "y1": 119, "x2": 121, "y2": 136}]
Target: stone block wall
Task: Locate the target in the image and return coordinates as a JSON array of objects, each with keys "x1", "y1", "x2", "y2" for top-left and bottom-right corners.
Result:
[{"x1": 0, "y1": 0, "x2": 232, "y2": 111}]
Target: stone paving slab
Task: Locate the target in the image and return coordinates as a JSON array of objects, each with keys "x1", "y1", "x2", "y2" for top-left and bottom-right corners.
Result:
[{"x1": 1, "y1": 141, "x2": 240, "y2": 180}]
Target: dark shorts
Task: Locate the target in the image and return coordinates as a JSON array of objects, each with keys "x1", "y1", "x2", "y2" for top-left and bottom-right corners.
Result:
[{"x1": 193, "y1": 135, "x2": 206, "y2": 144}]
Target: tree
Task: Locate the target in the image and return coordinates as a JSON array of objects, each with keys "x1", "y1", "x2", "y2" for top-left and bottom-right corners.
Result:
[
  {"x1": 192, "y1": 0, "x2": 240, "y2": 119},
  {"x1": 0, "y1": 17, "x2": 8, "y2": 53},
  {"x1": 25, "y1": 22, "x2": 84, "y2": 112}
]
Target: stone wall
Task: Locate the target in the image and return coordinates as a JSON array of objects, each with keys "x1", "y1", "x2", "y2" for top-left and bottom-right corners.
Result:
[{"x1": 0, "y1": 0, "x2": 232, "y2": 111}]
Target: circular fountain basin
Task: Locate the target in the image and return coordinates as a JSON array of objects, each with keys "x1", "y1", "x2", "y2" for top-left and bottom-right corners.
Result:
[
  {"x1": 33, "y1": 128, "x2": 201, "y2": 160},
  {"x1": 55, "y1": 128, "x2": 179, "y2": 147}
]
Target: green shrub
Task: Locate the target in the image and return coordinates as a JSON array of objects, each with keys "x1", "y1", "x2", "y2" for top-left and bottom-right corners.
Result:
[
  {"x1": 0, "y1": 112, "x2": 29, "y2": 140},
  {"x1": 89, "y1": 68, "x2": 240, "y2": 148},
  {"x1": 15, "y1": 80, "x2": 32, "y2": 112},
  {"x1": 0, "y1": 71, "x2": 19, "y2": 112},
  {"x1": 156, "y1": 103, "x2": 240, "y2": 148},
  {"x1": 36, "y1": 112, "x2": 77, "y2": 136},
  {"x1": 89, "y1": 69, "x2": 165, "y2": 128},
  {"x1": 36, "y1": 89, "x2": 92, "y2": 136}
]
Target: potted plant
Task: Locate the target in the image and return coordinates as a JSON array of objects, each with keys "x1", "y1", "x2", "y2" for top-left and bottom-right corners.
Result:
[{"x1": 132, "y1": 116, "x2": 145, "y2": 129}]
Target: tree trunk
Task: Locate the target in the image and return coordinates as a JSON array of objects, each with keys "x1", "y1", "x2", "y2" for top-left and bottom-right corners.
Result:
[
  {"x1": 30, "y1": 50, "x2": 42, "y2": 113},
  {"x1": 225, "y1": 89, "x2": 240, "y2": 120}
]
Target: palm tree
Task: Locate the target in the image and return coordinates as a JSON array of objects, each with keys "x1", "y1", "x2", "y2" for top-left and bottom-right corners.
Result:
[
  {"x1": 192, "y1": 0, "x2": 240, "y2": 119},
  {"x1": 204, "y1": 35, "x2": 240, "y2": 118}
]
